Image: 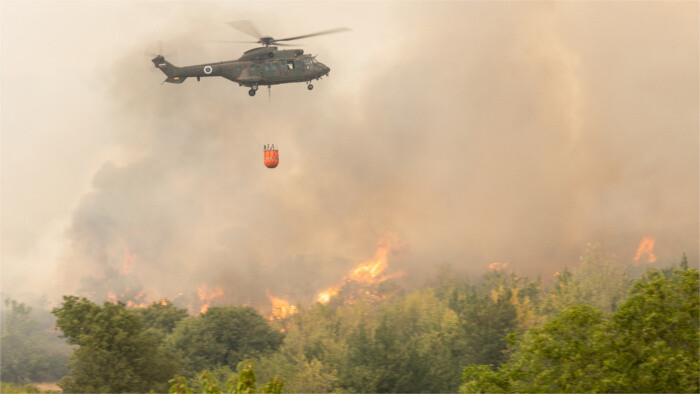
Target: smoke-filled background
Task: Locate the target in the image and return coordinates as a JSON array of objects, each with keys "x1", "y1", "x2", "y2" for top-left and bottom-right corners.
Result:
[{"x1": 2, "y1": 2, "x2": 697, "y2": 311}]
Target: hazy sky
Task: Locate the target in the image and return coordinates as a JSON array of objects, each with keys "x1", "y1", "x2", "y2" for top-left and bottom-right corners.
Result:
[{"x1": 1, "y1": 1, "x2": 697, "y2": 310}]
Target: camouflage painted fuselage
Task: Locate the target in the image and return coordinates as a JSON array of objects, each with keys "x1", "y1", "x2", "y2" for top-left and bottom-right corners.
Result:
[{"x1": 151, "y1": 46, "x2": 330, "y2": 87}]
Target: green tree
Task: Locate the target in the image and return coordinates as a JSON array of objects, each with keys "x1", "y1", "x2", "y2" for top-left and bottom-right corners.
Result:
[
  {"x1": 233, "y1": 361, "x2": 256, "y2": 393},
  {"x1": 169, "y1": 375, "x2": 194, "y2": 394},
  {"x1": 52, "y1": 296, "x2": 178, "y2": 393},
  {"x1": 0, "y1": 382, "x2": 41, "y2": 393},
  {"x1": 199, "y1": 370, "x2": 222, "y2": 394},
  {"x1": 461, "y1": 266, "x2": 700, "y2": 393},
  {"x1": 136, "y1": 299, "x2": 188, "y2": 335},
  {"x1": 339, "y1": 289, "x2": 461, "y2": 392},
  {"x1": 598, "y1": 268, "x2": 699, "y2": 392},
  {"x1": 541, "y1": 244, "x2": 631, "y2": 315},
  {"x1": 260, "y1": 376, "x2": 285, "y2": 393},
  {"x1": 1, "y1": 299, "x2": 70, "y2": 384},
  {"x1": 166, "y1": 306, "x2": 284, "y2": 377}
]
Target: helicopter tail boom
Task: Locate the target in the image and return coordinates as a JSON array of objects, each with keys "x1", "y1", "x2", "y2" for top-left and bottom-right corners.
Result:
[{"x1": 151, "y1": 56, "x2": 182, "y2": 80}]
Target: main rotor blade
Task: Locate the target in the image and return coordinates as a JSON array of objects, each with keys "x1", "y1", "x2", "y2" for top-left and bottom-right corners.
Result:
[
  {"x1": 144, "y1": 41, "x2": 177, "y2": 58},
  {"x1": 273, "y1": 27, "x2": 351, "y2": 43},
  {"x1": 205, "y1": 40, "x2": 259, "y2": 44},
  {"x1": 226, "y1": 20, "x2": 262, "y2": 39}
]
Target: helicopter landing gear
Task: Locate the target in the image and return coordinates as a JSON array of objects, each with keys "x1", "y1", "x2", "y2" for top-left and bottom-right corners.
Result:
[
  {"x1": 252, "y1": 84, "x2": 259, "y2": 91},
  {"x1": 248, "y1": 89, "x2": 256, "y2": 96},
  {"x1": 307, "y1": 83, "x2": 314, "y2": 91}
]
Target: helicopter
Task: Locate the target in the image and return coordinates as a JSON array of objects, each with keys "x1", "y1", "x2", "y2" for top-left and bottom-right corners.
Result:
[{"x1": 150, "y1": 21, "x2": 349, "y2": 96}]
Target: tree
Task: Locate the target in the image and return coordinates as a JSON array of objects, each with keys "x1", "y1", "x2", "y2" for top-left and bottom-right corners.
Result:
[
  {"x1": 166, "y1": 306, "x2": 284, "y2": 377},
  {"x1": 461, "y1": 267, "x2": 700, "y2": 393},
  {"x1": 52, "y1": 296, "x2": 178, "y2": 393},
  {"x1": 540, "y1": 244, "x2": 631, "y2": 315},
  {"x1": 598, "y1": 268, "x2": 699, "y2": 392},
  {"x1": 339, "y1": 289, "x2": 461, "y2": 392},
  {"x1": 135, "y1": 299, "x2": 188, "y2": 335},
  {"x1": 1, "y1": 298, "x2": 70, "y2": 384}
]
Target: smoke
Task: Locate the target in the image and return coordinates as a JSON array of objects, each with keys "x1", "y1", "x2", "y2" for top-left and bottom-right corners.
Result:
[{"x1": 2, "y1": 2, "x2": 697, "y2": 311}]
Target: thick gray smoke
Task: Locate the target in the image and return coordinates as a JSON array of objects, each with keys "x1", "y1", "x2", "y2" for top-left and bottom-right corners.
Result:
[{"x1": 2, "y1": 2, "x2": 697, "y2": 312}]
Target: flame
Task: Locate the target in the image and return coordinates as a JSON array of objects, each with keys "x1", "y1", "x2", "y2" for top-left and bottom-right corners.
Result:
[
  {"x1": 634, "y1": 236, "x2": 657, "y2": 264},
  {"x1": 197, "y1": 284, "x2": 224, "y2": 314},
  {"x1": 488, "y1": 262, "x2": 509, "y2": 271},
  {"x1": 317, "y1": 285, "x2": 341, "y2": 305},
  {"x1": 122, "y1": 247, "x2": 136, "y2": 275},
  {"x1": 268, "y1": 293, "x2": 298, "y2": 320},
  {"x1": 316, "y1": 237, "x2": 403, "y2": 305},
  {"x1": 107, "y1": 291, "x2": 149, "y2": 309}
]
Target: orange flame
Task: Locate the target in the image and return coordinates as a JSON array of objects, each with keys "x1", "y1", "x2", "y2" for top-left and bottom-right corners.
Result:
[
  {"x1": 488, "y1": 262, "x2": 509, "y2": 271},
  {"x1": 316, "y1": 237, "x2": 403, "y2": 305},
  {"x1": 107, "y1": 291, "x2": 149, "y2": 309},
  {"x1": 197, "y1": 284, "x2": 224, "y2": 314},
  {"x1": 317, "y1": 285, "x2": 341, "y2": 305},
  {"x1": 268, "y1": 293, "x2": 298, "y2": 320},
  {"x1": 634, "y1": 236, "x2": 657, "y2": 264}
]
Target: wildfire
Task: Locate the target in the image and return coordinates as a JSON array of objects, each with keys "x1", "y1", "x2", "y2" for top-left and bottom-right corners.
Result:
[
  {"x1": 317, "y1": 285, "x2": 341, "y2": 305},
  {"x1": 489, "y1": 262, "x2": 509, "y2": 271},
  {"x1": 197, "y1": 284, "x2": 225, "y2": 314},
  {"x1": 268, "y1": 293, "x2": 298, "y2": 320},
  {"x1": 316, "y1": 237, "x2": 403, "y2": 305},
  {"x1": 106, "y1": 290, "x2": 149, "y2": 309},
  {"x1": 634, "y1": 236, "x2": 657, "y2": 264}
]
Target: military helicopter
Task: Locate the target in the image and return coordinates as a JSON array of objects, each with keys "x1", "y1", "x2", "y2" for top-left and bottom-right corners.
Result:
[{"x1": 150, "y1": 21, "x2": 349, "y2": 96}]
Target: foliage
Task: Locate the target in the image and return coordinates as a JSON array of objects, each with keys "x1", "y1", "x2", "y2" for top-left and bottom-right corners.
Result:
[
  {"x1": 460, "y1": 266, "x2": 699, "y2": 393},
  {"x1": 166, "y1": 306, "x2": 284, "y2": 378},
  {"x1": 199, "y1": 370, "x2": 223, "y2": 394},
  {"x1": 52, "y1": 296, "x2": 178, "y2": 393},
  {"x1": 341, "y1": 289, "x2": 461, "y2": 392},
  {"x1": 445, "y1": 270, "x2": 541, "y2": 369},
  {"x1": 10, "y1": 247, "x2": 694, "y2": 393},
  {"x1": 0, "y1": 381, "x2": 42, "y2": 393},
  {"x1": 540, "y1": 244, "x2": 631, "y2": 315},
  {"x1": 169, "y1": 375, "x2": 194, "y2": 394},
  {"x1": 167, "y1": 364, "x2": 284, "y2": 394},
  {"x1": 0, "y1": 299, "x2": 70, "y2": 384},
  {"x1": 136, "y1": 299, "x2": 189, "y2": 335},
  {"x1": 598, "y1": 268, "x2": 699, "y2": 392},
  {"x1": 260, "y1": 376, "x2": 285, "y2": 393},
  {"x1": 233, "y1": 360, "x2": 256, "y2": 393}
]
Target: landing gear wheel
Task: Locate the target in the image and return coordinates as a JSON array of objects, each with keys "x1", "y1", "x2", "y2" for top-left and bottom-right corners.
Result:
[
  {"x1": 307, "y1": 84, "x2": 314, "y2": 91},
  {"x1": 249, "y1": 89, "x2": 256, "y2": 96},
  {"x1": 252, "y1": 85, "x2": 259, "y2": 91}
]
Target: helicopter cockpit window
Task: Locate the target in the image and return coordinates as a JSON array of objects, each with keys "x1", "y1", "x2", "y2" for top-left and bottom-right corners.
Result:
[{"x1": 294, "y1": 60, "x2": 303, "y2": 69}]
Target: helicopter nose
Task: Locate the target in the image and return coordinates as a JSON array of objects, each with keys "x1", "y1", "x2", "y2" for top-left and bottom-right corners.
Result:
[{"x1": 323, "y1": 65, "x2": 330, "y2": 75}]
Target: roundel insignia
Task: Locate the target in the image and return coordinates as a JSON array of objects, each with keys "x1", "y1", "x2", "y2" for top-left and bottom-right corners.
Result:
[{"x1": 203, "y1": 66, "x2": 213, "y2": 74}]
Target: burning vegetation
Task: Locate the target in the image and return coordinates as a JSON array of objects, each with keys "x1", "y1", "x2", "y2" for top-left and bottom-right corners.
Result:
[
  {"x1": 634, "y1": 236, "x2": 657, "y2": 264},
  {"x1": 196, "y1": 284, "x2": 225, "y2": 314},
  {"x1": 316, "y1": 236, "x2": 404, "y2": 305}
]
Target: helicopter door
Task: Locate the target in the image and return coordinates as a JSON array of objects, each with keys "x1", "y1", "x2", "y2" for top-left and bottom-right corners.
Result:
[
  {"x1": 293, "y1": 60, "x2": 304, "y2": 79},
  {"x1": 271, "y1": 62, "x2": 280, "y2": 80},
  {"x1": 262, "y1": 62, "x2": 275, "y2": 80}
]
